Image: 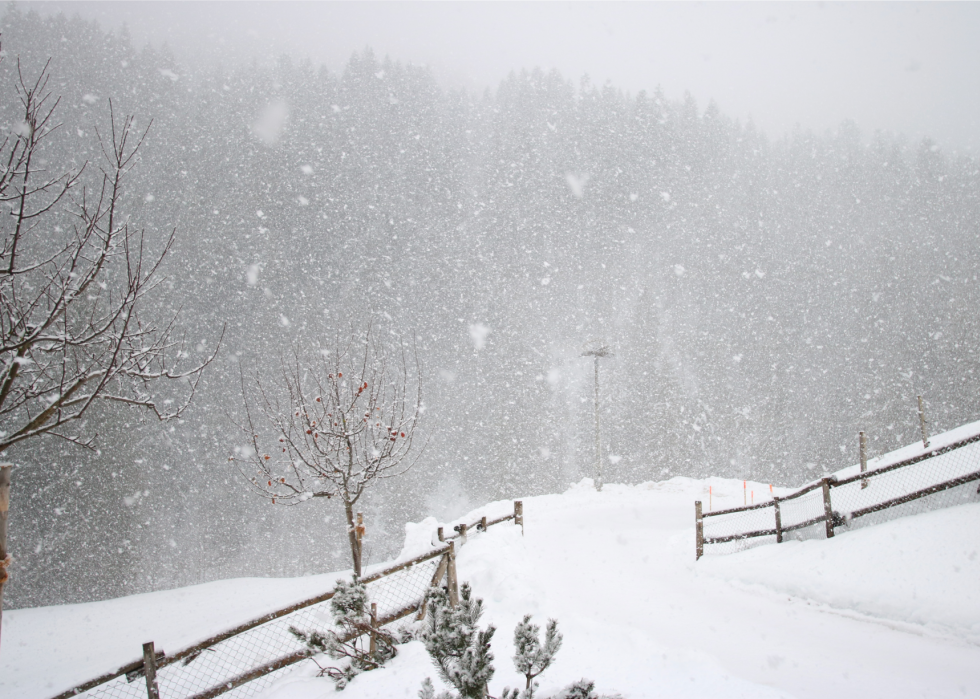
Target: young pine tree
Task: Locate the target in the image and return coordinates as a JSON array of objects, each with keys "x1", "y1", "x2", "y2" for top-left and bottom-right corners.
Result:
[
  {"x1": 507, "y1": 615, "x2": 563, "y2": 698},
  {"x1": 290, "y1": 578, "x2": 398, "y2": 689},
  {"x1": 419, "y1": 583, "x2": 496, "y2": 699},
  {"x1": 418, "y1": 583, "x2": 617, "y2": 699}
]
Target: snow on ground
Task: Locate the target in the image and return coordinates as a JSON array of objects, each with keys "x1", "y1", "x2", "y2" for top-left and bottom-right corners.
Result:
[
  {"x1": 0, "y1": 573, "x2": 345, "y2": 699},
  {"x1": 4, "y1": 472, "x2": 980, "y2": 699}
]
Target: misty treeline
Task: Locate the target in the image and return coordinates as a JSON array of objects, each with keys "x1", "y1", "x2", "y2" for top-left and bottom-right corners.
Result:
[{"x1": 2, "y1": 8, "x2": 978, "y2": 608}]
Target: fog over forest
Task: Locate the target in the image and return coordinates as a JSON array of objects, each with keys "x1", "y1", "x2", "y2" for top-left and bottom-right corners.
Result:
[{"x1": 3, "y1": 7, "x2": 979, "y2": 609}]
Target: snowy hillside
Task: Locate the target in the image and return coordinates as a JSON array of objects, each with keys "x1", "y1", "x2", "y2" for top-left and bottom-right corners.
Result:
[{"x1": 4, "y1": 473, "x2": 979, "y2": 699}]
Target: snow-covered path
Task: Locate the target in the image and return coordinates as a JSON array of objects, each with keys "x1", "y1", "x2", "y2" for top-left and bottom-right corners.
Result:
[
  {"x1": 4, "y1": 477, "x2": 979, "y2": 699},
  {"x1": 500, "y1": 482, "x2": 980, "y2": 699}
]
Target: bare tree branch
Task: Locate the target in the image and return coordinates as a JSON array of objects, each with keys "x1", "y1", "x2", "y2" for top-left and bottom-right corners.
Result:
[{"x1": 0, "y1": 52, "x2": 223, "y2": 455}]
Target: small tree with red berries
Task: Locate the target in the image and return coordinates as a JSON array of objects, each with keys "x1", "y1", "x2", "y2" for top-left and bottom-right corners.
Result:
[{"x1": 233, "y1": 327, "x2": 424, "y2": 577}]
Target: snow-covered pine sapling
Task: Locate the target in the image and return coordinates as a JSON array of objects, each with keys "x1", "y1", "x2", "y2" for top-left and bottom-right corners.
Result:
[
  {"x1": 289, "y1": 578, "x2": 398, "y2": 690},
  {"x1": 420, "y1": 583, "x2": 496, "y2": 699},
  {"x1": 510, "y1": 615, "x2": 563, "y2": 698},
  {"x1": 418, "y1": 677, "x2": 456, "y2": 699},
  {"x1": 550, "y1": 680, "x2": 606, "y2": 699}
]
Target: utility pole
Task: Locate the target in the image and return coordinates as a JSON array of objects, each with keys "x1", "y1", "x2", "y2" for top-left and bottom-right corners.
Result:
[{"x1": 581, "y1": 341, "x2": 612, "y2": 492}]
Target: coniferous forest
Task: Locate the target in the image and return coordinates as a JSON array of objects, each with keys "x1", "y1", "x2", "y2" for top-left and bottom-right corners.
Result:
[{"x1": 2, "y1": 7, "x2": 979, "y2": 608}]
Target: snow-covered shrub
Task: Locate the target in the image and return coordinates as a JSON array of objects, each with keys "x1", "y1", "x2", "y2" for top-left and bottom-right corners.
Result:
[
  {"x1": 289, "y1": 578, "x2": 399, "y2": 689},
  {"x1": 418, "y1": 583, "x2": 616, "y2": 699},
  {"x1": 420, "y1": 583, "x2": 496, "y2": 699},
  {"x1": 509, "y1": 614, "x2": 563, "y2": 697}
]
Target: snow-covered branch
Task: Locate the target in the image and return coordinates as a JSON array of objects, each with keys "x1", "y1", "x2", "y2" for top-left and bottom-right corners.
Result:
[{"x1": 0, "y1": 55, "x2": 221, "y2": 455}]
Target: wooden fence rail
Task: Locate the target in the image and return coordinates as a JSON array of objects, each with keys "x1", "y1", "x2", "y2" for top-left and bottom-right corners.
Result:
[
  {"x1": 696, "y1": 431, "x2": 980, "y2": 560},
  {"x1": 50, "y1": 500, "x2": 523, "y2": 699}
]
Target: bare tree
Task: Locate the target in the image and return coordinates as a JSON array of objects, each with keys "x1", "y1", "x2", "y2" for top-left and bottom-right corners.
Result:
[
  {"x1": 0, "y1": 51, "x2": 220, "y2": 639},
  {"x1": 233, "y1": 328, "x2": 424, "y2": 577}
]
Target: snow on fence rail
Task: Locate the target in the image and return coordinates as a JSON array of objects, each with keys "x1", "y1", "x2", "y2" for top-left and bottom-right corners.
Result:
[
  {"x1": 50, "y1": 501, "x2": 524, "y2": 699},
  {"x1": 695, "y1": 430, "x2": 980, "y2": 559}
]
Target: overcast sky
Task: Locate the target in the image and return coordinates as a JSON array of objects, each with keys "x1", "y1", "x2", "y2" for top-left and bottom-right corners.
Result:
[{"x1": 25, "y1": 2, "x2": 980, "y2": 152}]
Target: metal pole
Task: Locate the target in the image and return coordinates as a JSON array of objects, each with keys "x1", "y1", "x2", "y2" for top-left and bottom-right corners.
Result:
[
  {"x1": 593, "y1": 354, "x2": 602, "y2": 492},
  {"x1": 581, "y1": 342, "x2": 611, "y2": 492}
]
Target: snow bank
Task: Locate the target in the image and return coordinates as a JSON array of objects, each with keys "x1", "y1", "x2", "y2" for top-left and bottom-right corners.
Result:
[
  {"x1": 697, "y1": 501, "x2": 980, "y2": 643},
  {"x1": 0, "y1": 574, "x2": 341, "y2": 699}
]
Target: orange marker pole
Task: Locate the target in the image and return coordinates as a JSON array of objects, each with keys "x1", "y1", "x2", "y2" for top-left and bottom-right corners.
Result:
[
  {"x1": 709, "y1": 485, "x2": 712, "y2": 511},
  {"x1": 743, "y1": 480, "x2": 746, "y2": 506},
  {"x1": 751, "y1": 490, "x2": 754, "y2": 505}
]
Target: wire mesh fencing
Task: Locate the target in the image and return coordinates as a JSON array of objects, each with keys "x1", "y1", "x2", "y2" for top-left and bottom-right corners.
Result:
[
  {"x1": 697, "y1": 431, "x2": 980, "y2": 559},
  {"x1": 700, "y1": 502, "x2": 777, "y2": 556},
  {"x1": 60, "y1": 550, "x2": 446, "y2": 699},
  {"x1": 831, "y1": 435, "x2": 980, "y2": 533},
  {"x1": 51, "y1": 500, "x2": 524, "y2": 699}
]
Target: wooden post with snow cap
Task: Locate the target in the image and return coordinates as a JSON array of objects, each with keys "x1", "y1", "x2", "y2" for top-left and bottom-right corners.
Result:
[
  {"x1": 480, "y1": 515, "x2": 487, "y2": 531},
  {"x1": 446, "y1": 540, "x2": 459, "y2": 607},
  {"x1": 369, "y1": 602, "x2": 378, "y2": 656},
  {"x1": 860, "y1": 431, "x2": 868, "y2": 489},
  {"x1": 142, "y1": 642, "x2": 161, "y2": 699},
  {"x1": 514, "y1": 500, "x2": 524, "y2": 534},
  {"x1": 695, "y1": 501, "x2": 704, "y2": 560},
  {"x1": 917, "y1": 396, "x2": 930, "y2": 449},
  {"x1": 821, "y1": 478, "x2": 835, "y2": 538},
  {"x1": 437, "y1": 526, "x2": 444, "y2": 542},
  {"x1": 773, "y1": 496, "x2": 783, "y2": 544}
]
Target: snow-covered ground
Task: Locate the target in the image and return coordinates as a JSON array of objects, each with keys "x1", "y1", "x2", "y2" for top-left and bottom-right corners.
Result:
[{"x1": 3, "y1": 469, "x2": 979, "y2": 699}]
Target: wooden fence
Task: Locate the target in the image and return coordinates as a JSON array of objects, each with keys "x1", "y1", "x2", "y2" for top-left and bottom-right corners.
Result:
[
  {"x1": 696, "y1": 431, "x2": 980, "y2": 560},
  {"x1": 51, "y1": 501, "x2": 523, "y2": 699}
]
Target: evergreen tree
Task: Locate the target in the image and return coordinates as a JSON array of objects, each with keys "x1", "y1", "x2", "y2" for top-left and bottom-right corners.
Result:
[
  {"x1": 289, "y1": 578, "x2": 399, "y2": 689},
  {"x1": 419, "y1": 586, "x2": 614, "y2": 699},
  {"x1": 510, "y1": 615, "x2": 563, "y2": 697},
  {"x1": 420, "y1": 583, "x2": 496, "y2": 699}
]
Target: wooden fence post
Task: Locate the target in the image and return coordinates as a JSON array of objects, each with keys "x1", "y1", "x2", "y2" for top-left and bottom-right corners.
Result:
[
  {"x1": 859, "y1": 431, "x2": 868, "y2": 489},
  {"x1": 446, "y1": 540, "x2": 459, "y2": 607},
  {"x1": 437, "y1": 526, "x2": 444, "y2": 542},
  {"x1": 458, "y1": 522, "x2": 468, "y2": 543},
  {"x1": 480, "y1": 515, "x2": 487, "y2": 531},
  {"x1": 514, "y1": 500, "x2": 524, "y2": 534},
  {"x1": 416, "y1": 551, "x2": 452, "y2": 622},
  {"x1": 773, "y1": 496, "x2": 783, "y2": 543},
  {"x1": 695, "y1": 501, "x2": 704, "y2": 560},
  {"x1": 0, "y1": 463, "x2": 11, "y2": 650},
  {"x1": 821, "y1": 478, "x2": 835, "y2": 539},
  {"x1": 142, "y1": 642, "x2": 161, "y2": 699},
  {"x1": 369, "y1": 602, "x2": 378, "y2": 656},
  {"x1": 917, "y1": 395, "x2": 930, "y2": 449}
]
